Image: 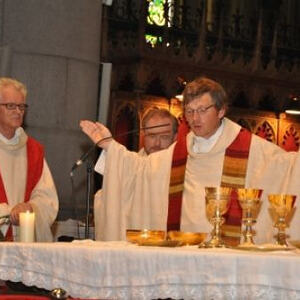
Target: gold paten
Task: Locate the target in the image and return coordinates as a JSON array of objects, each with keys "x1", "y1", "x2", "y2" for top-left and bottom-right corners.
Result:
[
  {"x1": 167, "y1": 231, "x2": 207, "y2": 246},
  {"x1": 126, "y1": 229, "x2": 165, "y2": 244}
]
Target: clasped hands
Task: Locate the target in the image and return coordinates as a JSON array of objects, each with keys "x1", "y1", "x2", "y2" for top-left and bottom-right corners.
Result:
[{"x1": 80, "y1": 120, "x2": 113, "y2": 150}]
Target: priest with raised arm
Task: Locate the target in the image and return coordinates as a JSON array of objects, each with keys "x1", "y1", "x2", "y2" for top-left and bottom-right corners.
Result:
[
  {"x1": 80, "y1": 77, "x2": 300, "y2": 243},
  {"x1": 93, "y1": 108, "x2": 178, "y2": 240}
]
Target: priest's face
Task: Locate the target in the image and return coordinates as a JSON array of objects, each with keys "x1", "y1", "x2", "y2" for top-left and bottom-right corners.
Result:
[
  {"x1": 143, "y1": 115, "x2": 177, "y2": 154},
  {"x1": 185, "y1": 93, "x2": 225, "y2": 138},
  {"x1": 0, "y1": 84, "x2": 26, "y2": 139}
]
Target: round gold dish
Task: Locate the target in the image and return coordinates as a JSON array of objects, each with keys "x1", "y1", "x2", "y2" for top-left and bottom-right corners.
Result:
[
  {"x1": 126, "y1": 229, "x2": 166, "y2": 244},
  {"x1": 167, "y1": 231, "x2": 207, "y2": 246}
]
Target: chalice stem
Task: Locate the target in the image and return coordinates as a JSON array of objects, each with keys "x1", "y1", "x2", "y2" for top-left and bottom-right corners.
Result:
[
  {"x1": 276, "y1": 218, "x2": 288, "y2": 246},
  {"x1": 215, "y1": 218, "x2": 221, "y2": 239},
  {"x1": 213, "y1": 215, "x2": 225, "y2": 246},
  {"x1": 245, "y1": 209, "x2": 254, "y2": 244}
]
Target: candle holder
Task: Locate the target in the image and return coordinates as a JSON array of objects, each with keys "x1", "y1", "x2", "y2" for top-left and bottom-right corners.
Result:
[
  {"x1": 200, "y1": 187, "x2": 232, "y2": 248},
  {"x1": 236, "y1": 188, "x2": 263, "y2": 247},
  {"x1": 268, "y1": 194, "x2": 296, "y2": 246}
]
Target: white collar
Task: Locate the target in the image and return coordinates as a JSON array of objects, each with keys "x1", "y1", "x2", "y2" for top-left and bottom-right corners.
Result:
[
  {"x1": 0, "y1": 127, "x2": 22, "y2": 145},
  {"x1": 193, "y1": 120, "x2": 224, "y2": 153}
]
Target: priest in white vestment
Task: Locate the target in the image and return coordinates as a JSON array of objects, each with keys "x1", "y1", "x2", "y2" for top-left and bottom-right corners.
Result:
[
  {"x1": 93, "y1": 108, "x2": 178, "y2": 240},
  {"x1": 81, "y1": 77, "x2": 300, "y2": 244},
  {"x1": 0, "y1": 78, "x2": 58, "y2": 242}
]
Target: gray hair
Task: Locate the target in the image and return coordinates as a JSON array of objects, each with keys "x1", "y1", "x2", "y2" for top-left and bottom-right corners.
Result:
[{"x1": 0, "y1": 77, "x2": 27, "y2": 98}]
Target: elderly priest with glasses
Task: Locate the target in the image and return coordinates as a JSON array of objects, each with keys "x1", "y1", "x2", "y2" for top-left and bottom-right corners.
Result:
[
  {"x1": 80, "y1": 77, "x2": 300, "y2": 244},
  {"x1": 0, "y1": 77, "x2": 58, "y2": 242}
]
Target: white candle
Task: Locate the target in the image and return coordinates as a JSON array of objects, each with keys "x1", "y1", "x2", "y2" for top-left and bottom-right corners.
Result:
[{"x1": 19, "y1": 211, "x2": 35, "y2": 242}]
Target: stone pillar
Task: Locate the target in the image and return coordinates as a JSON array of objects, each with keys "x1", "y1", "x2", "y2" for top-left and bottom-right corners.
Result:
[{"x1": 0, "y1": 0, "x2": 102, "y2": 219}]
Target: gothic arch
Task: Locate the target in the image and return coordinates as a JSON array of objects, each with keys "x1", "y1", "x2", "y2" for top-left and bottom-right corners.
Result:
[
  {"x1": 254, "y1": 120, "x2": 276, "y2": 143},
  {"x1": 281, "y1": 125, "x2": 300, "y2": 151}
]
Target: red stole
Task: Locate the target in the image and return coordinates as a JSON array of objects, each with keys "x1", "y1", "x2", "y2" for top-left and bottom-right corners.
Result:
[
  {"x1": 221, "y1": 129, "x2": 252, "y2": 241},
  {"x1": 0, "y1": 137, "x2": 44, "y2": 240},
  {"x1": 167, "y1": 126, "x2": 252, "y2": 233},
  {"x1": 166, "y1": 119, "x2": 188, "y2": 231}
]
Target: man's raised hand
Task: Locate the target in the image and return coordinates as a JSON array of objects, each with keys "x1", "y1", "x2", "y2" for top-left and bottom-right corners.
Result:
[{"x1": 80, "y1": 120, "x2": 112, "y2": 150}]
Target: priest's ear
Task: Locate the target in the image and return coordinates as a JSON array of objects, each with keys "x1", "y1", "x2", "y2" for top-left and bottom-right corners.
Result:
[{"x1": 217, "y1": 106, "x2": 226, "y2": 120}]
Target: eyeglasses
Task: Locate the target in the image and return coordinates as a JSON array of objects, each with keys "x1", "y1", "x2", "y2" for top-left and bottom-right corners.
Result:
[
  {"x1": 185, "y1": 104, "x2": 215, "y2": 117},
  {"x1": 0, "y1": 103, "x2": 28, "y2": 111}
]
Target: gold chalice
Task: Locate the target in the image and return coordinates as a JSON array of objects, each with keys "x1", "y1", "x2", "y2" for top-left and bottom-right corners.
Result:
[
  {"x1": 268, "y1": 194, "x2": 296, "y2": 246},
  {"x1": 237, "y1": 188, "x2": 263, "y2": 247},
  {"x1": 200, "y1": 187, "x2": 232, "y2": 248}
]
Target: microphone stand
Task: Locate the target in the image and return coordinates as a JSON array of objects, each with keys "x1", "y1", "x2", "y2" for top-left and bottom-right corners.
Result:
[{"x1": 85, "y1": 160, "x2": 93, "y2": 239}]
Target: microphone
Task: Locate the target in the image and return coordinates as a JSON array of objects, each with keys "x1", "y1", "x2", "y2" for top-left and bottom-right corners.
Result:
[
  {"x1": 70, "y1": 123, "x2": 170, "y2": 176},
  {"x1": 70, "y1": 145, "x2": 98, "y2": 177}
]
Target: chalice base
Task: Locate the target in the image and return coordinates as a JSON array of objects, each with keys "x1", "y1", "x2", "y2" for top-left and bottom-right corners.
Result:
[
  {"x1": 238, "y1": 241, "x2": 256, "y2": 248},
  {"x1": 239, "y1": 229, "x2": 256, "y2": 247},
  {"x1": 199, "y1": 236, "x2": 226, "y2": 248},
  {"x1": 275, "y1": 233, "x2": 289, "y2": 247}
]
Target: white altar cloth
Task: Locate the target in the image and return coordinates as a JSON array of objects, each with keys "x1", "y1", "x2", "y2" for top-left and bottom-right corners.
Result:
[{"x1": 0, "y1": 240, "x2": 300, "y2": 299}]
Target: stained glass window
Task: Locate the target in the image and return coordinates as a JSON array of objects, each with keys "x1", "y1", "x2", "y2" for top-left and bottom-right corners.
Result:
[
  {"x1": 145, "y1": 35, "x2": 163, "y2": 47},
  {"x1": 146, "y1": 0, "x2": 171, "y2": 47},
  {"x1": 147, "y1": 0, "x2": 166, "y2": 26}
]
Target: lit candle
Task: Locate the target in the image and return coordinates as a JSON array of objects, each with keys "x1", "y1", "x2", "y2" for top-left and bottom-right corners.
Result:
[{"x1": 19, "y1": 211, "x2": 35, "y2": 242}]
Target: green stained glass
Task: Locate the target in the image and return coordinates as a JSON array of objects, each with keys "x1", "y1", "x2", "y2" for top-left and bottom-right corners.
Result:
[
  {"x1": 147, "y1": 0, "x2": 166, "y2": 26},
  {"x1": 145, "y1": 34, "x2": 163, "y2": 48},
  {"x1": 146, "y1": 0, "x2": 172, "y2": 47}
]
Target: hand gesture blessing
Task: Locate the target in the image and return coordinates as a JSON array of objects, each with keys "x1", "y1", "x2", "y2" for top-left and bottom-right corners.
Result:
[{"x1": 80, "y1": 120, "x2": 112, "y2": 150}]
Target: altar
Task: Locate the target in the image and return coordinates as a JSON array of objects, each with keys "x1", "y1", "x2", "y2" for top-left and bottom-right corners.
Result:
[{"x1": 0, "y1": 240, "x2": 299, "y2": 299}]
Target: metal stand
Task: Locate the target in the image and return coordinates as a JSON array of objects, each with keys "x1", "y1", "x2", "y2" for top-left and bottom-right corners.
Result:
[{"x1": 85, "y1": 161, "x2": 93, "y2": 239}]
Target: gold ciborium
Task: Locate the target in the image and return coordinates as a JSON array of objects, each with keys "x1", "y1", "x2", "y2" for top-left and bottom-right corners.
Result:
[
  {"x1": 237, "y1": 188, "x2": 263, "y2": 247},
  {"x1": 268, "y1": 194, "x2": 296, "y2": 246},
  {"x1": 200, "y1": 187, "x2": 232, "y2": 248}
]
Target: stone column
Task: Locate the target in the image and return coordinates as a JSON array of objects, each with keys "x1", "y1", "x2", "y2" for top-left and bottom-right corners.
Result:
[{"x1": 0, "y1": 0, "x2": 102, "y2": 219}]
